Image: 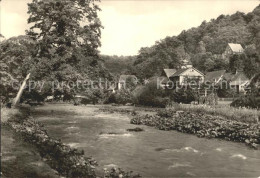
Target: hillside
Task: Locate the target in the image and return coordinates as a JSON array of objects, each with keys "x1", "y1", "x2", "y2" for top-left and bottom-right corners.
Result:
[
  {"x1": 101, "y1": 55, "x2": 136, "y2": 78},
  {"x1": 115, "y1": 4, "x2": 260, "y2": 80}
]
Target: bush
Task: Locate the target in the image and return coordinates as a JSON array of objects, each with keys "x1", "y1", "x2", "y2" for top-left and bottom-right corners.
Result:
[
  {"x1": 171, "y1": 88, "x2": 196, "y2": 104},
  {"x1": 231, "y1": 95, "x2": 260, "y2": 109},
  {"x1": 133, "y1": 78, "x2": 170, "y2": 107},
  {"x1": 104, "y1": 89, "x2": 133, "y2": 105}
]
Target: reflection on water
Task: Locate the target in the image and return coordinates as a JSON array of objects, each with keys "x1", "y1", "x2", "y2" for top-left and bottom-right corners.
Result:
[
  {"x1": 231, "y1": 154, "x2": 247, "y2": 160},
  {"x1": 99, "y1": 133, "x2": 133, "y2": 139},
  {"x1": 33, "y1": 104, "x2": 260, "y2": 177}
]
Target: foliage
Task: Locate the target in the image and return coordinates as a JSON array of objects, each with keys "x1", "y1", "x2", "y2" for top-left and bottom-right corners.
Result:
[
  {"x1": 175, "y1": 104, "x2": 260, "y2": 124},
  {"x1": 105, "y1": 89, "x2": 133, "y2": 105},
  {"x1": 0, "y1": 36, "x2": 36, "y2": 103},
  {"x1": 131, "y1": 110, "x2": 260, "y2": 149},
  {"x1": 132, "y1": 37, "x2": 185, "y2": 80},
  {"x1": 133, "y1": 79, "x2": 170, "y2": 107},
  {"x1": 101, "y1": 55, "x2": 136, "y2": 77},
  {"x1": 170, "y1": 88, "x2": 196, "y2": 104},
  {"x1": 109, "y1": 5, "x2": 260, "y2": 81},
  {"x1": 231, "y1": 94, "x2": 260, "y2": 109},
  {"x1": 25, "y1": 0, "x2": 108, "y2": 98}
]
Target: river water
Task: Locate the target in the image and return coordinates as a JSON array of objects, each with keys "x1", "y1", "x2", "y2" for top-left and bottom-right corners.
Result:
[{"x1": 32, "y1": 104, "x2": 260, "y2": 177}]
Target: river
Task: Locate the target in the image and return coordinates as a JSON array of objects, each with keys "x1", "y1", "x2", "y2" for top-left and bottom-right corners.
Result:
[{"x1": 32, "y1": 104, "x2": 260, "y2": 177}]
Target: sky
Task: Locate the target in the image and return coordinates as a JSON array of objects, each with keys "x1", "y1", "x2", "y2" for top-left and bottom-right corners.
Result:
[{"x1": 0, "y1": 0, "x2": 259, "y2": 56}]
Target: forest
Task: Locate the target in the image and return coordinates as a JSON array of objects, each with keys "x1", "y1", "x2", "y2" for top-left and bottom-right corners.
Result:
[
  {"x1": 0, "y1": 2, "x2": 260, "y2": 105},
  {"x1": 104, "y1": 4, "x2": 260, "y2": 81}
]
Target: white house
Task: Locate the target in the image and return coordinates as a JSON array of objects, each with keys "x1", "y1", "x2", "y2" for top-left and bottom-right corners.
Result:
[
  {"x1": 164, "y1": 65, "x2": 204, "y2": 86},
  {"x1": 222, "y1": 43, "x2": 244, "y2": 59}
]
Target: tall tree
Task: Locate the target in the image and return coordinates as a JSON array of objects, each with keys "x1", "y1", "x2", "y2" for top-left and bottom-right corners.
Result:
[{"x1": 26, "y1": 0, "x2": 102, "y2": 81}]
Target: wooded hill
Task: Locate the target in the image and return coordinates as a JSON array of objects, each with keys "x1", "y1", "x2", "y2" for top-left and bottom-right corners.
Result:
[{"x1": 104, "y1": 4, "x2": 260, "y2": 80}]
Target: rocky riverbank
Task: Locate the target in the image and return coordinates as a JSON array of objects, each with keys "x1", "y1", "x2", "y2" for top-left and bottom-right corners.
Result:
[
  {"x1": 2, "y1": 106, "x2": 141, "y2": 178},
  {"x1": 3, "y1": 107, "x2": 97, "y2": 177},
  {"x1": 131, "y1": 109, "x2": 260, "y2": 149}
]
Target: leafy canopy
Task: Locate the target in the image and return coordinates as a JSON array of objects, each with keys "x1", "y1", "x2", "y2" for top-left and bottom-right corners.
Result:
[{"x1": 26, "y1": 0, "x2": 103, "y2": 81}]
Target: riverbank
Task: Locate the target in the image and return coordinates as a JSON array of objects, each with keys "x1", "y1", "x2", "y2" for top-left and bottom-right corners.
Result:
[
  {"x1": 2, "y1": 106, "x2": 97, "y2": 177},
  {"x1": 97, "y1": 104, "x2": 260, "y2": 149},
  {"x1": 1, "y1": 124, "x2": 59, "y2": 178},
  {"x1": 1, "y1": 106, "x2": 140, "y2": 178},
  {"x1": 130, "y1": 109, "x2": 260, "y2": 149},
  {"x1": 28, "y1": 104, "x2": 260, "y2": 177}
]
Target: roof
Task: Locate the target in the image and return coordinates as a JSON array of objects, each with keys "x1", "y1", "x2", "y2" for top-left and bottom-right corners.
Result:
[
  {"x1": 171, "y1": 68, "x2": 188, "y2": 77},
  {"x1": 171, "y1": 67, "x2": 204, "y2": 77},
  {"x1": 205, "y1": 70, "x2": 226, "y2": 83},
  {"x1": 119, "y1": 75, "x2": 137, "y2": 82},
  {"x1": 230, "y1": 72, "x2": 249, "y2": 85},
  {"x1": 163, "y1": 69, "x2": 177, "y2": 78},
  {"x1": 228, "y1": 43, "x2": 244, "y2": 53},
  {"x1": 223, "y1": 72, "x2": 234, "y2": 81},
  {"x1": 222, "y1": 71, "x2": 249, "y2": 86}
]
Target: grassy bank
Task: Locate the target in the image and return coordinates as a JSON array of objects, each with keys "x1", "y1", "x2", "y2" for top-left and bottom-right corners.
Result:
[
  {"x1": 131, "y1": 109, "x2": 260, "y2": 149},
  {"x1": 170, "y1": 104, "x2": 260, "y2": 124}
]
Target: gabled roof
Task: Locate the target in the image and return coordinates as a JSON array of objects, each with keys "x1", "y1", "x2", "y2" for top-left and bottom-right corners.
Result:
[
  {"x1": 228, "y1": 43, "x2": 244, "y2": 53},
  {"x1": 119, "y1": 75, "x2": 137, "y2": 82},
  {"x1": 171, "y1": 68, "x2": 188, "y2": 77},
  {"x1": 163, "y1": 69, "x2": 177, "y2": 78},
  {"x1": 205, "y1": 70, "x2": 226, "y2": 83},
  {"x1": 230, "y1": 72, "x2": 249, "y2": 85},
  {"x1": 223, "y1": 72, "x2": 234, "y2": 81},
  {"x1": 171, "y1": 67, "x2": 204, "y2": 77}
]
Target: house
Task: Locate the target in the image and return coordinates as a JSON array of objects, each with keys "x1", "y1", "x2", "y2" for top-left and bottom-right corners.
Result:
[
  {"x1": 229, "y1": 71, "x2": 250, "y2": 94},
  {"x1": 205, "y1": 70, "x2": 250, "y2": 94},
  {"x1": 222, "y1": 43, "x2": 244, "y2": 59},
  {"x1": 118, "y1": 75, "x2": 138, "y2": 90},
  {"x1": 205, "y1": 70, "x2": 226, "y2": 84},
  {"x1": 164, "y1": 65, "x2": 204, "y2": 86}
]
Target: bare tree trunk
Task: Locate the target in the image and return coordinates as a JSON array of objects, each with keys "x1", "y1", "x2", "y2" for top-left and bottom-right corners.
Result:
[{"x1": 13, "y1": 73, "x2": 31, "y2": 107}]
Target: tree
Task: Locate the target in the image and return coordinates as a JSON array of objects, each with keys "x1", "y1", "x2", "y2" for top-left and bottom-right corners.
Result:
[
  {"x1": 0, "y1": 36, "x2": 36, "y2": 103},
  {"x1": 242, "y1": 45, "x2": 260, "y2": 78},
  {"x1": 26, "y1": 0, "x2": 102, "y2": 82}
]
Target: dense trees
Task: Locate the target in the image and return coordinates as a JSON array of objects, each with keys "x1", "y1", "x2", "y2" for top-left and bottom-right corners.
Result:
[
  {"x1": 1, "y1": 0, "x2": 110, "y2": 103},
  {"x1": 0, "y1": 36, "x2": 36, "y2": 102},
  {"x1": 132, "y1": 37, "x2": 186, "y2": 80},
  {"x1": 124, "y1": 4, "x2": 260, "y2": 80},
  {"x1": 26, "y1": 0, "x2": 103, "y2": 81}
]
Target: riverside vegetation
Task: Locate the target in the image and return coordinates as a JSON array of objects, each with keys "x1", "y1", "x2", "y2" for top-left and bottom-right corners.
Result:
[
  {"x1": 97, "y1": 104, "x2": 260, "y2": 149},
  {"x1": 130, "y1": 108, "x2": 260, "y2": 149}
]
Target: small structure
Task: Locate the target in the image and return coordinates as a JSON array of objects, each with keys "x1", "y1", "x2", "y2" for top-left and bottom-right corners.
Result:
[
  {"x1": 223, "y1": 43, "x2": 244, "y2": 59},
  {"x1": 118, "y1": 75, "x2": 138, "y2": 90}
]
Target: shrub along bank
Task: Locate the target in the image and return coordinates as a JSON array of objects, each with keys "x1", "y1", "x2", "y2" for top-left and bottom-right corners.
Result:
[
  {"x1": 131, "y1": 109, "x2": 260, "y2": 149},
  {"x1": 3, "y1": 107, "x2": 140, "y2": 178}
]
